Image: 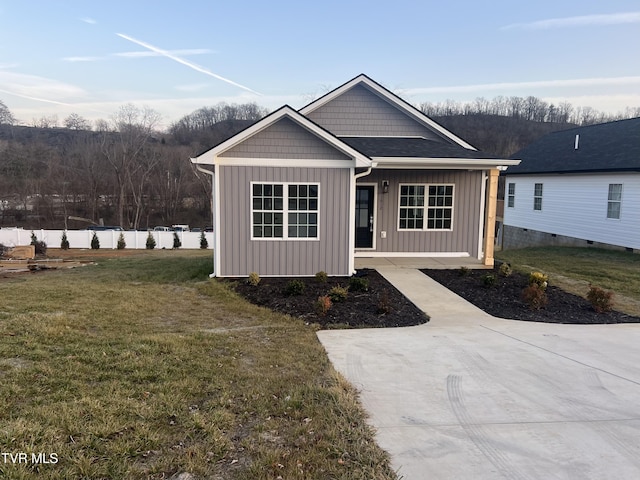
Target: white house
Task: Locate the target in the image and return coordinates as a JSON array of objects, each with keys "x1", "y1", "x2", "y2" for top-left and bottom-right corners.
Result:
[{"x1": 503, "y1": 117, "x2": 640, "y2": 251}]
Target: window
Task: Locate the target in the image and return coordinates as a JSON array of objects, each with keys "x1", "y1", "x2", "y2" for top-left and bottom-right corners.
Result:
[
  {"x1": 533, "y1": 183, "x2": 543, "y2": 211},
  {"x1": 251, "y1": 182, "x2": 318, "y2": 239},
  {"x1": 399, "y1": 184, "x2": 454, "y2": 231},
  {"x1": 507, "y1": 183, "x2": 515, "y2": 208},
  {"x1": 607, "y1": 184, "x2": 622, "y2": 219}
]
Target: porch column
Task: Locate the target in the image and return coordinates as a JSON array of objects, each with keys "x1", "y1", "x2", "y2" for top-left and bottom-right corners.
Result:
[{"x1": 482, "y1": 168, "x2": 499, "y2": 266}]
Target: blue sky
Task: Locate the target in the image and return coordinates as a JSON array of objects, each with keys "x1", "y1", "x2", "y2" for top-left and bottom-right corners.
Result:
[{"x1": 0, "y1": 0, "x2": 639, "y2": 129}]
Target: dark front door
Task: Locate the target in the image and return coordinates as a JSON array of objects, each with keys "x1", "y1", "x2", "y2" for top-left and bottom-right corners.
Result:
[{"x1": 355, "y1": 186, "x2": 374, "y2": 248}]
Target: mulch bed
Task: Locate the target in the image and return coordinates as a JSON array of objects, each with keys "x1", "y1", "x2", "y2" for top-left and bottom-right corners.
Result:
[
  {"x1": 423, "y1": 267, "x2": 640, "y2": 324},
  {"x1": 227, "y1": 269, "x2": 429, "y2": 328}
]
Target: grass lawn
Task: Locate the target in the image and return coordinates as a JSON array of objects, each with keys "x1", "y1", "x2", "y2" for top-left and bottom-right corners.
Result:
[
  {"x1": 497, "y1": 247, "x2": 640, "y2": 316},
  {"x1": 0, "y1": 250, "x2": 397, "y2": 479}
]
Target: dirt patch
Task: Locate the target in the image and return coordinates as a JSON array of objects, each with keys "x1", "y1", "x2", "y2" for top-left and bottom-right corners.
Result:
[
  {"x1": 423, "y1": 267, "x2": 640, "y2": 324},
  {"x1": 228, "y1": 269, "x2": 429, "y2": 328}
]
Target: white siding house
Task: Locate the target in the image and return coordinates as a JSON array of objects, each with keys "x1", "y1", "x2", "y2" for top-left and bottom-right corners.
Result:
[{"x1": 503, "y1": 117, "x2": 640, "y2": 251}]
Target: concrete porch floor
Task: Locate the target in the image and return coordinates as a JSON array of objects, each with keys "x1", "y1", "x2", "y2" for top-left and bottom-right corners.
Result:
[{"x1": 355, "y1": 256, "x2": 489, "y2": 270}]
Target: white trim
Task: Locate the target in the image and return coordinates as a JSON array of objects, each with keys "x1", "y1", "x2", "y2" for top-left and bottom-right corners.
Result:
[
  {"x1": 372, "y1": 157, "x2": 521, "y2": 170},
  {"x1": 299, "y1": 74, "x2": 478, "y2": 150},
  {"x1": 213, "y1": 157, "x2": 358, "y2": 168},
  {"x1": 354, "y1": 251, "x2": 470, "y2": 258},
  {"x1": 355, "y1": 183, "x2": 378, "y2": 250},
  {"x1": 214, "y1": 164, "x2": 221, "y2": 277},
  {"x1": 478, "y1": 171, "x2": 487, "y2": 261},
  {"x1": 397, "y1": 183, "x2": 455, "y2": 232},
  {"x1": 351, "y1": 167, "x2": 373, "y2": 274}
]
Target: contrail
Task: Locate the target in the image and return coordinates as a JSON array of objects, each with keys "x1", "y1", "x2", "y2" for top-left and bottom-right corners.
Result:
[
  {"x1": 0, "y1": 88, "x2": 72, "y2": 106},
  {"x1": 116, "y1": 33, "x2": 261, "y2": 95}
]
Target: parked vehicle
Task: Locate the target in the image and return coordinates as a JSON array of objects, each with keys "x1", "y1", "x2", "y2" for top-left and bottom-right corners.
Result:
[
  {"x1": 153, "y1": 226, "x2": 171, "y2": 232},
  {"x1": 172, "y1": 224, "x2": 190, "y2": 232},
  {"x1": 86, "y1": 225, "x2": 123, "y2": 231}
]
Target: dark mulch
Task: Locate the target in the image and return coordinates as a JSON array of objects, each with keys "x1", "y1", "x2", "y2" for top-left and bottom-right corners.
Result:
[
  {"x1": 227, "y1": 269, "x2": 429, "y2": 328},
  {"x1": 423, "y1": 267, "x2": 640, "y2": 324}
]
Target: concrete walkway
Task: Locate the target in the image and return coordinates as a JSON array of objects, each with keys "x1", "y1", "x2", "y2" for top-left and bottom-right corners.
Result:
[{"x1": 317, "y1": 267, "x2": 640, "y2": 480}]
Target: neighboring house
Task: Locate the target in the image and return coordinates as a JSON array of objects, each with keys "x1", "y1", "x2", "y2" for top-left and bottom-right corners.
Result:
[
  {"x1": 191, "y1": 74, "x2": 519, "y2": 277},
  {"x1": 503, "y1": 117, "x2": 640, "y2": 251}
]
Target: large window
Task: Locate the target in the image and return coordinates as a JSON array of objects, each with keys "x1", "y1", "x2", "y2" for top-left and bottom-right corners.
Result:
[
  {"x1": 533, "y1": 183, "x2": 543, "y2": 211},
  {"x1": 251, "y1": 182, "x2": 319, "y2": 240},
  {"x1": 607, "y1": 184, "x2": 623, "y2": 219},
  {"x1": 507, "y1": 183, "x2": 515, "y2": 208},
  {"x1": 399, "y1": 184, "x2": 454, "y2": 231}
]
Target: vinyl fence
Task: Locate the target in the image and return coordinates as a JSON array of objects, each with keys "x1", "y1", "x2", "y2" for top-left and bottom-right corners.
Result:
[{"x1": 0, "y1": 229, "x2": 213, "y2": 250}]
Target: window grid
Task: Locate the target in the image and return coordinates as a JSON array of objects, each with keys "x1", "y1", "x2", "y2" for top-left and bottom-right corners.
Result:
[
  {"x1": 399, "y1": 185, "x2": 425, "y2": 230},
  {"x1": 507, "y1": 183, "x2": 515, "y2": 208},
  {"x1": 398, "y1": 184, "x2": 454, "y2": 231},
  {"x1": 607, "y1": 184, "x2": 622, "y2": 219},
  {"x1": 533, "y1": 183, "x2": 543, "y2": 211}
]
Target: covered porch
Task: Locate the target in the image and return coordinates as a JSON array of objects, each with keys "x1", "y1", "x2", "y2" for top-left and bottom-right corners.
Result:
[{"x1": 354, "y1": 255, "x2": 489, "y2": 270}]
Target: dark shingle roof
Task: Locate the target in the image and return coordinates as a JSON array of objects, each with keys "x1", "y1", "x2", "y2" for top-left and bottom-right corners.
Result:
[
  {"x1": 508, "y1": 117, "x2": 640, "y2": 175},
  {"x1": 339, "y1": 137, "x2": 502, "y2": 159}
]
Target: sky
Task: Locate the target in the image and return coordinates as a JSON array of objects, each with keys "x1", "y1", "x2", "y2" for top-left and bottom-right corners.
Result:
[{"x1": 0, "y1": 0, "x2": 639, "y2": 130}]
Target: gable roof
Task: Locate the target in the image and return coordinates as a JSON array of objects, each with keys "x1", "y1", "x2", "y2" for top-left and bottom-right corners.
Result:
[
  {"x1": 191, "y1": 105, "x2": 372, "y2": 168},
  {"x1": 507, "y1": 117, "x2": 640, "y2": 175},
  {"x1": 299, "y1": 74, "x2": 478, "y2": 150}
]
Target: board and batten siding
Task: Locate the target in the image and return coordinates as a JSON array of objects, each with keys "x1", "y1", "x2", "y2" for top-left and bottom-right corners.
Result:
[
  {"x1": 218, "y1": 166, "x2": 351, "y2": 277},
  {"x1": 503, "y1": 173, "x2": 640, "y2": 250},
  {"x1": 360, "y1": 169, "x2": 483, "y2": 257},
  {"x1": 306, "y1": 85, "x2": 442, "y2": 139},
  {"x1": 220, "y1": 117, "x2": 350, "y2": 160}
]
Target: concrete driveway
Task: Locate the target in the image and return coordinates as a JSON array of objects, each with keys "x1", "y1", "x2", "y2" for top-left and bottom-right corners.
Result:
[{"x1": 317, "y1": 268, "x2": 640, "y2": 480}]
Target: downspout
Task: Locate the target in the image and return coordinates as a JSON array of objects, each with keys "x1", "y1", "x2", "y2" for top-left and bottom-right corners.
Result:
[
  {"x1": 350, "y1": 167, "x2": 373, "y2": 274},
  {"x1": 195, "y1": 164, "x2": 216, "y2": 278}
]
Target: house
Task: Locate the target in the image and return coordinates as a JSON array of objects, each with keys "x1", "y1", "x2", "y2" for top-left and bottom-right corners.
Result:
[
  {"x1": 503, "y1": 117, "x2": 640, "y2": 251},
  {"x1": 191, "y1": 74, "x2": 519, "y2": 277}
]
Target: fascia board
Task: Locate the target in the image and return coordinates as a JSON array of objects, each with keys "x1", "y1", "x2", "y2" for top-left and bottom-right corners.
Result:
[{"x1": 371, "y1": 157, "x2": 522, "y2": 170}]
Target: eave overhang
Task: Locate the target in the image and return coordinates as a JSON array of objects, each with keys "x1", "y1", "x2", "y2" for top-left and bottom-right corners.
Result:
[{"x1": 371, "y1": 157, "x2": 521, "y2": 170}]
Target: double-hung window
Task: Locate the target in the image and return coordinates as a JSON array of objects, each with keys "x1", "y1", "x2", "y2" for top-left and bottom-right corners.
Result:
[
  {"x1": 607, "y1": 184, "x2": 622, "y2": 219},
  {"x1": 533, "y1": 183, "x2": 543, "y2": 211},
  {"x1": 507, "y1": 183, "x2": 515, "y2": 208},
  {"x1": 252, "y1": 182, "x2": 319, "y2": 239},
  {"x1": 399, "y1": 184, "x2": 454, "y2": 231}
]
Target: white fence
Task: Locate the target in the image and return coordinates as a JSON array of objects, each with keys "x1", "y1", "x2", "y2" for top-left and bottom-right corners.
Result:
[{"x1": 0, "y1": 229, "x2": 213, "y2": 250}]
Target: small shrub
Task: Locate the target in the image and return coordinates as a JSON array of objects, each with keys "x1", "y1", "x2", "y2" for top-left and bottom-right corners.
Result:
[
  {"x1": 498, "y1": 263, "x2": 512, "y2": 277},
  {"x1": 90, "y1": 232, "x2": 100, "y2": 250},
  {"x1": 587, "y1": 285, "x2": 614, "y2": 313},
  {"x1": 315, "y1": 271, "x2": 328, "y2": 283},
  {"x1": 482, "y1": 274, "x2": 497, "y2": 287},
  {"x1": 247, "y1": 272, "x2": 261, "y2": 287},
  {"x1": 30, "y1": 231, "x2": 47, "y2": 256},
  {"x1": 349, "y1": 276, "x2": 369, "y2": 292},
  {"x1": 0, "y1": 243, "x2": 7, "y2": 257},
  {"x1": 458, "y1": 266, "x2": 470, "y2": 277},
  {"x1": 314, "y1": 295, "x2": 332, "y2": 316},
  {"x1": 521, "y1": 284, "x2": 548, "y2": 310},
  {"x1": 284, "y1": 279, "x2": 305, "y2": 296},
  {"x1": 60, "y1": 231, "x2": 70, "y2": 250},
  {"x1": 377, "y1": 288, "x2": 392, "y2": 314},
  {"x1": 172, "y1": 232, "x2": 182, "y2": 249},
  {"x1": 145, "y1": 232, "x2": 156, "y2": 250},
  {"x1": 529, "y1": 271, "x2": 549, "y2": 291},
  {"x1": 199, "y1": 231, "x2": 208, "y2": 249},
  {"x1": 328, "y1": 285, "x2": 348, "y2": 303},
  {"x1": 117, "y1": 232, "x2": 126, "y2": 250}
]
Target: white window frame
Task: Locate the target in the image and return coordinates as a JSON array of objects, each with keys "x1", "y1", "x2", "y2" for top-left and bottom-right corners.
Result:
[
  {"x1": 507, "y1": 182, "x2": 515, "y2": 208},
  {"x1": 533, "y1": 183, "x2": 543, "y2": 211},
  {"x1": 398, "y1": 183, "x2": 455, "y2": 232},
  {"x1": 250, "y1": 181, "x2": 320, "y2": 241},
  {"x1": 607, "y1": 183, "x2": 623, "y2": 220}
]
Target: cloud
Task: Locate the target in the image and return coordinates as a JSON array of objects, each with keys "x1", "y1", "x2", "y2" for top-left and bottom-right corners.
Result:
[
  {"x1": 0, "y1": 71, "x2": 87, "y2": 106},
  {"x1": 81, "y1": 17, "x2": 97, "y2": 25},
  {"x1": 116, "y1": 33, "x2": 261, "y2": 95},
  {"x1": 63, "y1": 56, "x2": 102, "y2": 62},
  {"x1": 113, "y1": 49, "x2": 213, "y2": 58},
  {"x1": 502, "y1": 11, "x2": 640, "y2": 30},
  {"x1": 174, "y1": 83, "x2": 211, "y2": 92}
]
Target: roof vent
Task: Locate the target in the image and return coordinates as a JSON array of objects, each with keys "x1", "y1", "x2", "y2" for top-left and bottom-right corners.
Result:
[{"x1": 574, "y1": 134, "x2": 579, "y2": 150}]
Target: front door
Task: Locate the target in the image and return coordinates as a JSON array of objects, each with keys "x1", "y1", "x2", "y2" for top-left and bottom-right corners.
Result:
[{"x1": 355, "y1": 185, "x2": 375, "y2": 248}]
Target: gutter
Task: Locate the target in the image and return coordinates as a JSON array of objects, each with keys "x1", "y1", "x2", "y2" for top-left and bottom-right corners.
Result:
[
  {"x1": 349, "y1": 166, "x2": 374, "y2": 275},
  {"x1": 193, "y1": 162, "x2": 217, "y2": 278}
]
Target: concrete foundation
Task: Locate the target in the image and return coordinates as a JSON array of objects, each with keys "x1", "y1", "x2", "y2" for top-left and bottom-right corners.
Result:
[{"x1": 502, "y1": 225, "x2": 636, "y2": 253}]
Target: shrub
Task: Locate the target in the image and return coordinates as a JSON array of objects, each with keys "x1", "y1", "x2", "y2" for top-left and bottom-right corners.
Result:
[
  {"x1": 482, "y1": 274, "x2": 497, "y2": 287},
  {"x1": 498, "y1": 263, "x2": 512, "y2": 277},
  {"x1": 247, "y1": 272, "x2": 261, "y2": 287},
  {"x1": 146, "y1": 232, "x2": 156, "y2": 250},
  {"x1": 315, "y1": 271, "x2": 328, "y2": 283},
  {"x1": 0, "y1": 243, "x2": 7, "y2": 257},
  {"x1": 199, "y1": 231, "x2": 208, "y2": 249},
  {"x1": 60, "y1": 231, "x2": 70, "y2": 250},
  {"x1": 328, "y1": 285, "x2": 348, "y2": 303},
  {"x1": 314, "y1": 295, "x2": 332, "y2": 316},
  {"x1": 521, "y1": 284, "x2": 548, "y2": 310},
  {"x1": 284, "y1": 279, "x2": 305, "y2": 296},
  {"x1": 30, "y1": 231, "x2": 47, "y2": 256},
  {"x1": 90, "y1": 232, "x2": 100, "y2": 250},
  {"x1": 529, "y1": 271, "x2": 549, "y2": 291},
  {"x1": 587, "y1": 285, "x2": 614, "y2": 313},
  {"x1": 377, "y1": 288, "x2": 391, "y2": 314},
  {"x1": 458, "y1": 266, "x2": 470, "y2": 277},
  {"x1": 117, "y1": 232, "x2": 126, "y2": 250},
  {"x1": 172, "y1": 232, "x2": 182, "y2": 249},
  {"x1": 349, "y1": 276, "x2": 369, "y2": 292}
]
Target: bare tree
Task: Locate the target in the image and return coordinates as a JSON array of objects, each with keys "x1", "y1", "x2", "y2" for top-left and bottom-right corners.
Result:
[
  {"x1": 64, "y1": 113, "x2": 92, "y2": 131},
  {"x1": 0, "y1": 100, "x2": 16, "y2": 125}
]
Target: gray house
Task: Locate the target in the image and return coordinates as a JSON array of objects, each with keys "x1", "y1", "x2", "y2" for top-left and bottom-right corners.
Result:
[
  {"x1": 503, "y1": 117, "x2": 640, "y2": 251},
  {"x1": 192, "y1": 74, "x2": 519, "y2": 277}
]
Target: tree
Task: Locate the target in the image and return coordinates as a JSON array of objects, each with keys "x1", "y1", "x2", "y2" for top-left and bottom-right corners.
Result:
[
  {"x1": 64, "y1": 113, "x2": 92, "y2": 131},
  {"x1": 0, "y1": 100, "x2": 16, "y2": 125}
]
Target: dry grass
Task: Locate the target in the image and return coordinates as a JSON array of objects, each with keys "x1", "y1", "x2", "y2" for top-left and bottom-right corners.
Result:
[{"x1": 0, "y1": 250, "x2": 397, "y2": 479}]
